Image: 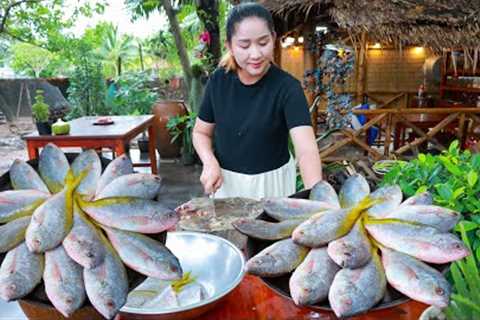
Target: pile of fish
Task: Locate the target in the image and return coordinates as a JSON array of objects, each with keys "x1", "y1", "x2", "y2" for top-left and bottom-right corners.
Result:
[
  {"x1": 234, "y1": 174, "x2": 469, "y2": 318},
  {"x1": 0, "y1": 143, "x2": 182, "y2": 319}
]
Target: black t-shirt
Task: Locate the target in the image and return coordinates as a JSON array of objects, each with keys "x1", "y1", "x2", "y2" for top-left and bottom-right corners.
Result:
[{"x1": 198, "y1": 64, "x2": 311, "y2": 174}]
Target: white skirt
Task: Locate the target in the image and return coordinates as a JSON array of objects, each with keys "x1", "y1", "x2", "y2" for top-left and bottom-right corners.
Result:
[{"x1": 214, "y1": 157, "x2": 296, "y2": 200}]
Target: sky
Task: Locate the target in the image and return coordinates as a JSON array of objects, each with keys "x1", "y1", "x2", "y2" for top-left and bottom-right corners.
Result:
[{"x1": 66, "y1": 0, "x2": 168, "y2": 39}]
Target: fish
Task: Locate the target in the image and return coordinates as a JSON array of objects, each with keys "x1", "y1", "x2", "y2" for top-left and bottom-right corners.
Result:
[
  {"x1": 44, "y1": 246, "x2": 86, "y2": 317},
  {"x1": 245, "y1": 238, "x2": 308, "y2": 277},
  {"x1": 95, "y1": 173, "x2": 162, "y2": 200},
  {"x1": 96, "y1": 154, "x2": 134, "y2": 195},
  {"x1": 262, "y1": 198, "x2": 336, "y2": 221},
  {"x1": 365, "y1": 218, "x2": 470, "y2": 264},
  {"x1": 327, "y1": 219, "x2": 372, "y2": 268},
  {"x1": 63, "y1": 202, "x2": 107, "y2": 269},
  {"x1": 386, "y1": 205, "x2": 460, "y2": 232},
  {"x1": 25, "y1": 187, "x2": 74, "y2": 253},
  {"x1": 104, "y1": 226, "x2": 182, "y2": 280},
  {"x1": 143, "y1": 285, "x2": 178, "y2": 309},
  {"x1": 71, "y1": 149, "x2": 102, "y2": 199},
  {"x1": 84, "y1": 246, "x2": 129, "y2": 319},
  {"x1": 176, "y1": 283, "x2": 207, "y2": 307},
  {"x1": 328, "y1": 250, "x2": 386, "y2": 318},
  {"x1": 79, "y1": 197, "x2": 179, "y2": 234},
  {"x1": 0, "y1": 216, "x2": 31, "y2": 253},
  {"x1": 366, "y1": 185, "x2": 403, "y2": 218},
  {"x1": 232, "y1": 218, "x2": 303, "y2": 240},
  {"x1": 309, "y1": 180, "x2": 340, "y2": 209},
  {"x1": 125, "y1": 290, "x2": 160, "y2": 308},
  {"x1": 400, "y1": 192, "x2": 433, "y2": 206},
  {"x1": 0, "y1": 190, "x2": 49, "y2": 223},
  {"x1": 0, "y1": 242, "x2": 44, "y2": 301},
  {"x1": 292, "y1": 197, "x2": 376, "y2": 248},
  {"x1": 338, "y1": 173, "x2": 370, "y2": 208},
  {"x1": 38, "y1": 143, "x2": 70, "y2": 193},
  {"x1": 289, "y1": 247, "x2": 339, "y2": 306},
  {"x1": 380, "y1": 246, "x2": 451, "y2": 308},
  {"x1": 9, "y1": 159, "x2": 49, "y2": 193}
]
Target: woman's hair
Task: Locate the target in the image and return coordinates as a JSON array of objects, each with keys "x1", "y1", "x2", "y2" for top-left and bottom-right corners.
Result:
[{"x1": 219, "y1": 3, "x2": 275, "y2": 72}]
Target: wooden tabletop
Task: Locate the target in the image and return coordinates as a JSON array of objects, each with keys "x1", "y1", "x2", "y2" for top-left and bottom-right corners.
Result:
[
  {"x1": 187, "y1": 275, "x2": 428, "y2": 320},
  {"x1": 23, "y1": 115, "x2": 154, "y2": 140}
]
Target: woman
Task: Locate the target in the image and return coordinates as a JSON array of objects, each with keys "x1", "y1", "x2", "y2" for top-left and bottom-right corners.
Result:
[{"x1": 193, "y1": 3, "x2": 322, "y2": 200}]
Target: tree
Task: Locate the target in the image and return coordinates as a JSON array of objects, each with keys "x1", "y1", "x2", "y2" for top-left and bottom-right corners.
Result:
[
  {"x1": 9, "y1": 42, "x2": 54, "y2": 77},
  {"x1": 0, "y1": 0, "x2": 105, "y2": 49},
  {"x1": 96, "y1": 24, "x2": 137, "y2": 77}
]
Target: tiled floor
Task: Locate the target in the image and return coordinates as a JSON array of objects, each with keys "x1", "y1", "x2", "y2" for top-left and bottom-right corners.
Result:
[{"x1": 0, "y1": 151, "x2": 204, "y2": 319}]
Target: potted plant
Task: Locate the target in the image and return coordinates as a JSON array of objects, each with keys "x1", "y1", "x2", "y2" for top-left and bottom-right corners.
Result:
[
  {"x1": 31, "y1": 90, "x2": 51, "y2": 135},
  {"x1": 166, "y1": 111, "x2": 197, "y2": 165}
]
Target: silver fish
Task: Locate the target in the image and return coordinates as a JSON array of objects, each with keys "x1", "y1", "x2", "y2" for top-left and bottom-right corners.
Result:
[
  {"x1": 365, "y1": 219, "x2": 470, "y2": 264},
  {"x1": 400, "y1": 192, "x2": 433, "y2": 206},
  {"x1": 0, "y1": 216, "x2": 31, "y2": 253},
  {"x1": 263, "y1": 198, "x2": 336, "y2": 221},
  {"x1": 328, "y1": 251, "x2": 386, "y2": 318},
  {"x1": 38, "y1": 143, "x2": 70, "y2": 193},
  {"x1": 84, "y1": 248, "x2": 128, "y2": 319},
  {"x1": 245, "y1": 238, "x2": 308, "y2": 277},
  {"x1": 366, "y1": 185, "x2": 403, "y2": 218},
  {"x1": 0, "y1": 190, "x2": 49, "y2": 223},
  {"x1": 104, "y1": 226, "x2": 182, "y2": 280},
  {"x1": 309, "y1": 180, "x2": 340, "y2": 209},
  {"x1": 289, "y1": 247, "x2": 339, "y2": 306},
  {"x1": 387, "y1": 205, "x2": 460, "y2": 232},
  {"x1": 71, "y1": 149, "x2": 102, "y2": 199},
  {"x1": 63, "y1": 203, "x2": 107, "y2": 269},
  {"x1": 339, "y1": 173, "x2": 370, "y2": 208},
  {"x1": 0, "y1": 242, "x2": 44, "y2": 301},
  {"x1": 232, "y1": 218, "x2": 303, "y2": 240},
  {"x1": 79, "y1": 197, "x2": 179, "y2": 234},
  {"x1": 44, "y1": 246, "x2": 85, "y2": 317},
  {"x1": 381, "y1": 246, "x2": 451, "y2": 308},
  {"x1": 96, "y1": 173, "x2": 162, "y2": 200},
  {"x1": 9, "y1": 159, "x2": 49, "y2": 193},
  {"x1": 96, "y1": 154, "x2": 134, "y2": 195},
  {"x1": 327, "y1": 219, "x2": 372, "y2": 268},
  {"x1": 25, "y1": 188, "x2": 74, "y2": 253}
]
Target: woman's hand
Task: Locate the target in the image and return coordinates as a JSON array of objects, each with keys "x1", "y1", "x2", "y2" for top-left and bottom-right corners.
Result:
[{"x1": 200, "y1": 161, "x2": 223, "y2": 195}]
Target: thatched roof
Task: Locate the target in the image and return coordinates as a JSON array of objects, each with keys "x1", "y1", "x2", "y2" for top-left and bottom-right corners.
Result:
[{"x1": 256, "y1": 0, "x2": 480, "y2": 51}]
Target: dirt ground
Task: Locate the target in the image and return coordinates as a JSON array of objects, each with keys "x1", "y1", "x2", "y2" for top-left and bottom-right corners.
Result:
[{"x1": 0, "y1": 117, "x2": 33, "y2": 176}]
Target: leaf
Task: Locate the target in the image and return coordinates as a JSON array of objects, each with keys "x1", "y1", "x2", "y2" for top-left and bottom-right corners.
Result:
[
  {"x1": 453, "y1": 187, "x2": 466, "y2": 200},
  {"x1": 436, "y1": 183, "x2": 453, "y2": 201},
  {"x1": 418, "y1": 153, "x2": 426, "y2": 163},
  {"x1": 449, "y1": 140, "x2": 460, "y2": 154},
  {"x1": 468, "y1": 170, "x2": 478, "y2": 187},
  {"x1": 454, "y1": 220, "x2": 478, "y2": 232},
  {"x1": 416, "y1": 185, "x2": 428, "y2": 194}
]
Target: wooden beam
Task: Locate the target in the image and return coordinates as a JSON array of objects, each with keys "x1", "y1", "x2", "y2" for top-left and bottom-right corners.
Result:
[
  {"x1": 342, "y1": 129, "x2": 383, "y2": 160},
  {"x1": 356, "y1": 31, "x2": 367, "y2": 104},
  {"x1": 320, "y1": 137, "x2": 352, "y2": 158},
  {"x1": 377, "y1": 93, "x2": 405, "y2": 109},
  {"x1": 395, "y1": 113, "x2": 459, "y2": 155},
  {"x1": 397, "y1": 117, "x2": 446, "y2": 151}
]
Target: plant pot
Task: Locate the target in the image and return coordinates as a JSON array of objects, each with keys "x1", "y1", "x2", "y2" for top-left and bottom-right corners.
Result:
[
  {"x1": 36, "y1": 122, "x2": 51, "y2": 135},
  {"x1": 138, "y1": 138, "x2": 149, "y2": 154},
  {"x1": 181, "y1": 150, "x2": 195, "y2": 166},
  {"x1": 152, "y1": 100, "x2": 187, "y2": 159}
]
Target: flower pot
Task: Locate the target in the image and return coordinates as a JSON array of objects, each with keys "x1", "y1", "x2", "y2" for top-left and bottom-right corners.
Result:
[
  {"x1": 138, "y1": 138, "x2": 149, "y2": 154},
  {"x1": 181, "y1": 150, "x2": 195, "y2": 166},
  {"x1": 36, "y1": 122, "x2": 51, "y2": 135},
  {"x1": 152, "y1": 100, "x2": 187, "y2": 159}
]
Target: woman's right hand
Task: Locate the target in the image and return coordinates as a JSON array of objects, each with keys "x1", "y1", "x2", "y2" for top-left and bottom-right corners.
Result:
[{"x1": 200, "y1": 161, "x2": 223, "y2": 195}]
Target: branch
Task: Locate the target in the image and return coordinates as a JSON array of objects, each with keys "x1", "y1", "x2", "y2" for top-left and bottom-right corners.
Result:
[
  {"x1": 0, "y1": 0, "x2": 43, "y2": 33},
  {"x1": 2, "y1": 28, "x2": 49, "y2": 50}
]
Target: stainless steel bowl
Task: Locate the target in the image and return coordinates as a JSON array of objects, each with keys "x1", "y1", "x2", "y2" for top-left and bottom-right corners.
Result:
[{"x1": 119, "y1": 231, "x2": 246, "y2": 320}]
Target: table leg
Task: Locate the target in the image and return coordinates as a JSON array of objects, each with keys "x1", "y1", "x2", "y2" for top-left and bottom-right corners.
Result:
[
  {"x1": 114, "y1": 142, "x2": 126, "y2": 156},
  {"x1": 26, "y1": 142, "x2": 39, "y2": 160},
  {"x1": 148, "y1": 125, "x2": 158, "y2": 174}
]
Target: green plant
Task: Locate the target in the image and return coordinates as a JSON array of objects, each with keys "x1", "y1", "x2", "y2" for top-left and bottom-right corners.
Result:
[
  {"x1": 380, "y1": 141, "x2": 480, "y2": 215},
  {"x1": 108, "y1": 71, "x2": 158, "y2": 115},
  {"x1": 166, "y1": 112, "x2": 197, "y2": 156},
  {"x1": 31, "y1": 90, "x2": 50, "y2": 122},
  {"x1": 445, "y1": 221, "x2": 480, "y2": 320},
  {"x1": 67, "y1": 54, "x2": 109, "y2": 119}
]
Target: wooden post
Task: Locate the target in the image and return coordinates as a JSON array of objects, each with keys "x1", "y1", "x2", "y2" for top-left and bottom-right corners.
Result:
[
  {"x1": 356, "y1": 32, "x2": 368, "y2": 104},
  {"x1": 303, "y1": 24, "x2": 318, "y2": 134}
]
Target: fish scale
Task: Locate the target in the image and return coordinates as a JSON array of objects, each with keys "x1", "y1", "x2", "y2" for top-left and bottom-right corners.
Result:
[
  {"x1": 95, "y1": 154, "x2": 134, "y2": 195},
  {"x1": 9, "y1": 159, "x2": 50, "y2": 193},
  {"x1": 38, "y1": 143, "x2": 70, "y2": 194}
]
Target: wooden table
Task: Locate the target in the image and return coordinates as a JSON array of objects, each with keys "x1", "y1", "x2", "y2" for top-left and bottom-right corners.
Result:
[
  {"x1": 23, "y1": 115, "x2": 158, "y2": 174},
  {"x1": 118, "y1": 275, "x2": 427, "y2": 320}
]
